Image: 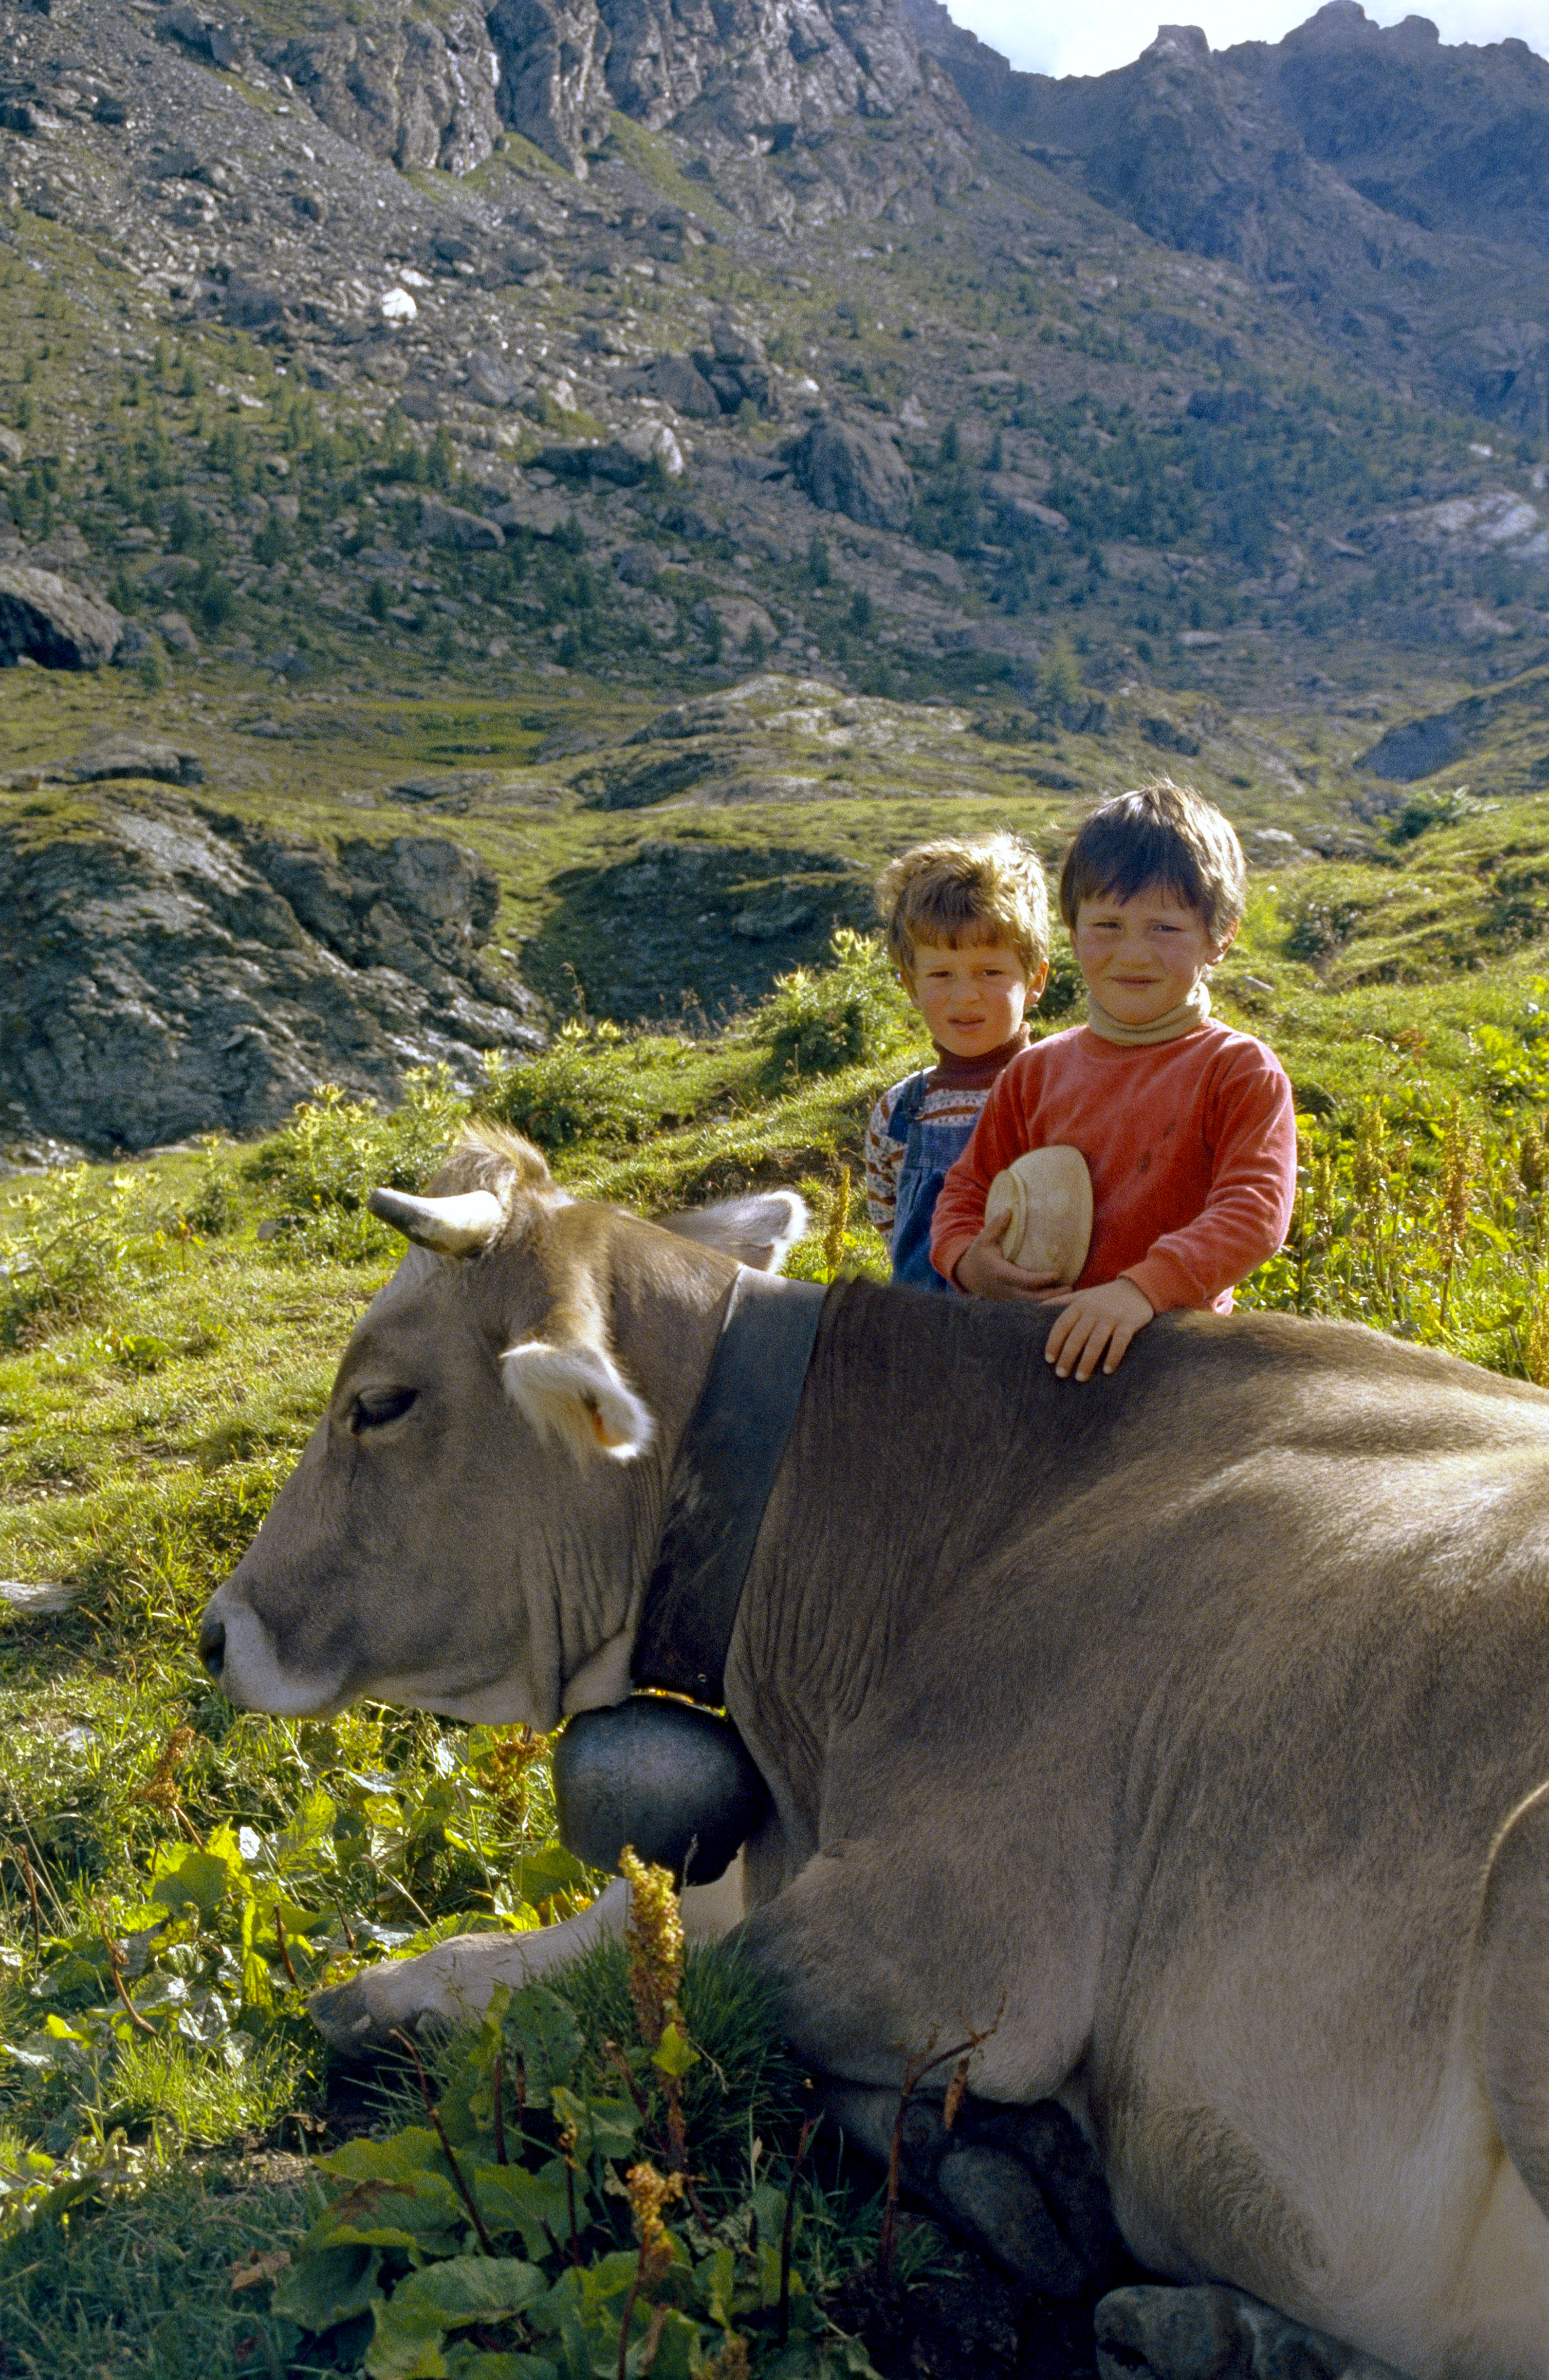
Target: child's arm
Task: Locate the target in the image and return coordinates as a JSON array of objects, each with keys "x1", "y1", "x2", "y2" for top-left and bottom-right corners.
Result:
[
  {"x1": 930, "y1": 1059, "x2": 1065, "y2": 1299},
  {"x1": 1118, "y1": 1052, "x2": 1298, "y2": 1318},
  {"x1": 1042, "y1": 1049, "x2": 1296, "y2": 1380}
]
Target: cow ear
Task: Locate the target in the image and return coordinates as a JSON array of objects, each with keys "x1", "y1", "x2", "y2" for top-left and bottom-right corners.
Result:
[
  {"x1": 655, "y1": 1190, "x2": 810, "y2": 1274},
  {"x1": 501, "y1": 1339, "x2": 655, "y2": 1463}
]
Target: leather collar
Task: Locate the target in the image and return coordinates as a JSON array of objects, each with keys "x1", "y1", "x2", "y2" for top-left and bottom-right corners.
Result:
[{"x1": 631, "y1": 1268, "x2": 828, "y2": 1707}]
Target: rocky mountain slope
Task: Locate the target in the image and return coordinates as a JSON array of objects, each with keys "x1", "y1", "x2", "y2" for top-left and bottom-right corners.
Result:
[{"x1": 0, "y1": 0, "x2": 1547, "y2": 1149}]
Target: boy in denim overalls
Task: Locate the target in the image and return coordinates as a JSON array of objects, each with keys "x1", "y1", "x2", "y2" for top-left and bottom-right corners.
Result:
[{"x1": 865, "y1": 835, "x2": 1050, "y2": 1291}]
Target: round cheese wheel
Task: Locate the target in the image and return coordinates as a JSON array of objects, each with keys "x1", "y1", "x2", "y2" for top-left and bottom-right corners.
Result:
[{"x1": 983, "y1": 1146, "x2": 1093, "y2": 1285}]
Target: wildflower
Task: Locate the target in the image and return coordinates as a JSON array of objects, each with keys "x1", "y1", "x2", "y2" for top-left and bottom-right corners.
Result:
[{"x1": 619, "y1": 1845, "x2": 683, "y2": 2050}]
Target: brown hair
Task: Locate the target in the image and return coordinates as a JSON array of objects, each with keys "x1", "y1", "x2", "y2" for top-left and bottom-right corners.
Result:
[
  {"x1": 877, "y1": 833, "x2": 1050, "y2": 981},
  {"x1": 1057, "y1": 780, "x2": 1245, "y2": 939}
]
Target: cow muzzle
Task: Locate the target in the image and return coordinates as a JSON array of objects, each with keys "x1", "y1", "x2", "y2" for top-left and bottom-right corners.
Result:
[{"x1": 197, "y1": 1585, "x2": 348, "y2": 1716}]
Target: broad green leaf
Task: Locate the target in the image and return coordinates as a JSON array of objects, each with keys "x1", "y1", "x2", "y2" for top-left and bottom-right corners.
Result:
[
  {"x1": 694, "y1": 2245, "x2": 735, "y2": 2331},
  {"x1": 149, "y1": 1847, "x2": 233, "y2": 1919},
  {"x1": 650, "y1": 2023, "x2": 698, "y2": 2080},
  {"x1": 502, "y1": 1986, "x2": 581, "y2": 2105},
  {"x1": 445, "y1": 2355, "x2": 556, "y2": 2380},
  {"x1": 629, "y1": 2307, "x2": 703, "y2": 2380},
  {"x1": 365, "y1": 2259, "x2": 544, "y2": 2380},
  {"x1": 549, "y1": 2086, "x2": 638, "y2": 2164},
  {"x1": 310, "y1": 2130, "x2": 467, "y2": 2248},
  {"x1": 515, "y1": 1846, "x2": 587, "y2": 1902},
  {"x1": 273, "y1": 2244, "x2": 383, "y2": 2334},
  {"x1": 469, "y1": 2161, "x2": 572, "y2": 2259}
]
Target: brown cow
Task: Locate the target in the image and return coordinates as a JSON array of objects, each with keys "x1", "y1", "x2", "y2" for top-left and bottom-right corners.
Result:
[{"x1": 201, "y1": 1126, "x2": 1549, "y2": 2378}]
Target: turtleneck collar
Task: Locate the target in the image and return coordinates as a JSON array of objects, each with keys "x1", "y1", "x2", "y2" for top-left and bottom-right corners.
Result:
[
  {"x1": 927, "y1": 1023, "x2": 1032, "y2": 1090},
  {"x1": 1085, "y1": 981, "x2": 1212, "y2": 1047}
]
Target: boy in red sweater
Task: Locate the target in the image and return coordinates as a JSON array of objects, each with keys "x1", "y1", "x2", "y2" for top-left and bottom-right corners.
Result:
[{"x1": 931, "y1": 780, "x2": 1296, "y2": 1382}]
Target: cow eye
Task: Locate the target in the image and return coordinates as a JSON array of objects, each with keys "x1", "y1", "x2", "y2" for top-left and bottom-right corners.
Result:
[{"x1": 350, "y1": 1387, "x2": 417, "y2": 1433}]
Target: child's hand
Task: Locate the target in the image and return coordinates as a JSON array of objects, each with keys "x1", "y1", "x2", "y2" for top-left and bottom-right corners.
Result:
[
  {"x1": 1039, "y1": 1279, "x2": 1154, "y2": 1380},
  {"x1": 953, "y1": 1208, "x2": 1067, "y2": 1301}
]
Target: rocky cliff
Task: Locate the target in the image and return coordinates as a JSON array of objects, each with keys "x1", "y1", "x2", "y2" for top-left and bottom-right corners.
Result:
[{"x1": 0, "y1": 792, "x2": 541, "y2": 1153}]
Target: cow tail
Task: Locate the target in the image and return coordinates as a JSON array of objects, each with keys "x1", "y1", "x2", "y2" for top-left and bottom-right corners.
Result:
[{"x1": 1472, "y1": 1777, "x2": 1549, "y2": 2215}]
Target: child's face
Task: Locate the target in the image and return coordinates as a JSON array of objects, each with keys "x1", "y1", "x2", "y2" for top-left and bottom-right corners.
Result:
[
  {"x1": 905, "y1": 939, "x2": 1043, "y2": 1058},
  {"x1": 1072, "y1": 883, "x2": 1235, "y2": 1027}
]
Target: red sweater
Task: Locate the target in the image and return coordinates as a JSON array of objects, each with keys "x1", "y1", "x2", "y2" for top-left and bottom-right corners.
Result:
[{"x1": 930, "y1": 1021, "x2": 1298, "y2": 1313}]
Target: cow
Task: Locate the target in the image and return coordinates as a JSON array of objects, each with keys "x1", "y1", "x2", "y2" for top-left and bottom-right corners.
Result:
[{"x1": 200, "y1": 1125, "x2": 1549, "y2": 2380}]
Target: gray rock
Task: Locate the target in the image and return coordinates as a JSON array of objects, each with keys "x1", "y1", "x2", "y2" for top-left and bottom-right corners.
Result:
[
  {"x1": 66, "y1": 735, "x2": 204, "y2": 787},
  {"x1": 464, "y1": 349, "x2": 524, "y2": 407},
  {"x1": 0, "y1": 428, "x2": 24, "y2": 466},
  {"x1": 0, "y1": 565, "x2": 123, "y2": 669},
  {"x1": 786, "y1": 415, "x2": 915, "y2": 532},
  {"x1": 0, "y1": 799, "x2": 544, "y2": 1152},
  {"x1": 265, "y1": 4, "x2": 501, "y2": 175},
  {"x1": 539, "y1": 441, "x2": 648, "y2": 487},
  {"x1": 154, "y1": 611, "x2": 200, "y2": 657},
  {"x1": 615, "y1": 543, "x2": 662, "y2": 587},
  {"x1": 487, "y1": 0, "x2": 612, "y2": 174},
  {"x1": 223, "y1": 274, "x2": 286, "y2": 330},
  {"x1": 1358, "y1": 713, "x2": 1472, "y2": 783},
  {"x1": 419, "y1": 493, "x2": 504, "y2": 551},
  {"x1": 1094, "y1": 2286, "x2": 1408, "y2": 2380},
  {"x1": 637, "y1": 352, "x2": 720, "y2": 418},
  {"x1": 489, "y1": 487, "x2": 573, "y2": 537}
]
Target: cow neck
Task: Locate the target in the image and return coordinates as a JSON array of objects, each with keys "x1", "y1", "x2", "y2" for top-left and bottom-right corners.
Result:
[{"x1": 631, "y1": 1266, "x2": 829, "y2": 1708}]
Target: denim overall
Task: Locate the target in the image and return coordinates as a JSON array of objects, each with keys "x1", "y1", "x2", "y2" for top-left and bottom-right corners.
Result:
[{"x1": 888, "y1": 1070, "x2": 979, "y2": 1293}]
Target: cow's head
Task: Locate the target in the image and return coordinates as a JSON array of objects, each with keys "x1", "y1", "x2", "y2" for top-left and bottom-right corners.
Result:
[{"x1": 198, "y1": 1127, "x2": 806, "y2": 1730}]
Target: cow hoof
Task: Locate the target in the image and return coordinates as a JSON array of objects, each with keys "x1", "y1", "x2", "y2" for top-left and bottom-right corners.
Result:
[
  {"x1": 937, "y1": 2143, "x2": 1089, "y2": 2296},
  {"x1": 1094, "y1": 2285, "x2": 1407, "y2": 2380},
  {"x1": 819, "y1": 2084, "x2": 1122, "y2": 2298},
  {"x1": 308, "y1": 1975, "x2": 404, "y2": 2051}
]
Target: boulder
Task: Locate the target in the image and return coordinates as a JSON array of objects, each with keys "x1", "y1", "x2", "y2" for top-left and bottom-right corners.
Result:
[
  {"x1": 786, "y1": 416, "x2": 915, "y2": 533},
  {"x1": 0, "y1": 565, "x2": 123, "y2": 669},
  {"x1": 419, "y1": 494, "x2": 504, "y2": 551},
  {"x1": 639, "y1": 353, "x2": 720, "y2": 418},
  {"x1": 464, "y1": 349, "x2": 524, "y2": 407},
  {"x1": 0, "y1": 800, "x2": 544, "y2": 1152},
  {"x1": 539, "y1": 442, "x2": 647, "y2": 487},
  {"x1": 1358, "y1": 712, "x2": 1472, "y2": 783},
  {"x1": 66, "y1": 735, "x2": 204, "y2": 788},
  {"x1": 223, "y1": 275, "x2": 286, "y2": 330}
]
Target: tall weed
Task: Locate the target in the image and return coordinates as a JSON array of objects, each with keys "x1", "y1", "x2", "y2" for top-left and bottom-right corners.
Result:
[
  {"x1": 755, "y1": 928, "x2": 914, "y2": 1080},
  {"x1": 243, "y1": 1067, "x2": 466, "y2": 1259}
]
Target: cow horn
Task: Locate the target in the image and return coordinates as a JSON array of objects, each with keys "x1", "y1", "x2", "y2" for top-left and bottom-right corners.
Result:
[{"x1": 368, "y1": 1187, "x2": 504, "y2": 1255}]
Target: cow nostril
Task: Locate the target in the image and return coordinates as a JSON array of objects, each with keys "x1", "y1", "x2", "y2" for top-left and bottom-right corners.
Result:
[{"x1": 199, "y1": 1613, "x2": 226, "y2": 1680}]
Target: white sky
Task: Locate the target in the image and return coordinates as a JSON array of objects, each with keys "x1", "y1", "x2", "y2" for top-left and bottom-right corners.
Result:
[{"x1": 945, "y1": 0, "x2": 1547, "y2": 81}]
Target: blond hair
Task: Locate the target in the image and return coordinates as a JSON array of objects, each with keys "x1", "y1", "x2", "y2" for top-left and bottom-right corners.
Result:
[
  {"x1": 877, "y1": 834, "x2": 1050, "y2": 981},
  {"x1": 1058, "y1": 780, "x2": 1245, "y2": 940}
]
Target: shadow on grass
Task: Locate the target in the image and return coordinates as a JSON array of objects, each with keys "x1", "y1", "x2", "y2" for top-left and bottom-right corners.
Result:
[{"x1": 0, "y1": 2157, "x2": 317, "y2": 2380}]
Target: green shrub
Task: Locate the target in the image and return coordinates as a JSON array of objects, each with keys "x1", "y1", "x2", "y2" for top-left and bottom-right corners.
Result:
[
  {"x1": 755, "y1": 929, "x2": 912, "y2": 1080},
  {"x1": 243, "y1": 1069, "x2": 467, "y2": 1258},
  {"x1": 1285, "y1": 895, "x2": 1364, "y2": 963},
  {"x1": 0, "y1": 1171, "x2": 148, "y2": 1347},
  {"x1": 278, "y1": 1930, "x2": 875, "y2": 2377}
]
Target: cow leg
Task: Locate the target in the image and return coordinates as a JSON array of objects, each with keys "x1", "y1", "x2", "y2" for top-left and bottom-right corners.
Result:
[
  {"x1": 308, "y1": 1862, "x2": 746, "y2": 2050},
  {"x1": 735, "y1": 1842, "x2": 1113, "y2": 2294},
  {"x1": 823, "y1": 2080, "x2": 1125, "y2": 2300},
  {"x1": 1094, "y1": 2285, "x2": 1406, "y2": 2380}
]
